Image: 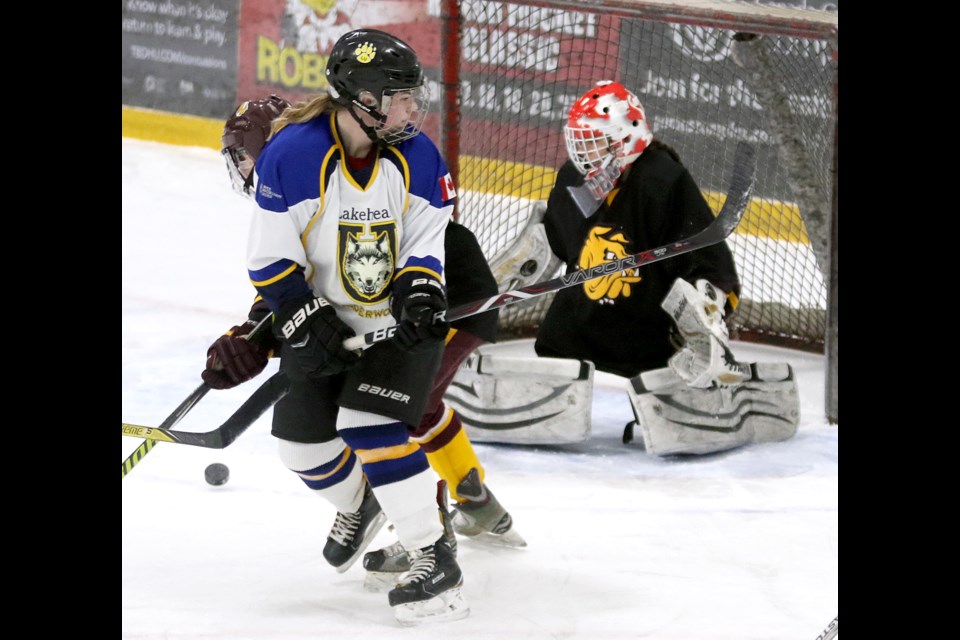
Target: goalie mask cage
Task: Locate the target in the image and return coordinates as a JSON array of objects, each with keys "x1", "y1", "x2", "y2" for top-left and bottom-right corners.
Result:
[{"x1": 437, "y1": 0, "x2": 838, "y2": 422}]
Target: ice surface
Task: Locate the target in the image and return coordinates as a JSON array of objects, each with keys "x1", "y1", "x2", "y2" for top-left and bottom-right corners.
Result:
[{"x1": 122, "y1": 138, "x2": 838, "y2": 639}]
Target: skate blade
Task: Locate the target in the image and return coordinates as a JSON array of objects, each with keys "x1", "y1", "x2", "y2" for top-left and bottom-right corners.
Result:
[
  {"x1": 393, "y1": 587, "x2": 470, "y2": 626},
  {"x1": 335, "y1": 512, "x2": 388, "y2": 574},
  {"x1": 460, "y1": 527, "x2": 528, "y2": 548},
  {"x1": 363, "y1": 570, "x2": 401, "y2": 593}
]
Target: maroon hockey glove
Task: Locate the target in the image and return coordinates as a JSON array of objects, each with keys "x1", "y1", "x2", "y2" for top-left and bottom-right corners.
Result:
[
  {"x1": 275, "y1": 296, "x2": 361, "y2": 377},
  {"x1": 392, "y1": 278, "x2": 450, "y2": 353},
  {"x1": 201, "y1": 320, "x2": 277, "y2": 390}
]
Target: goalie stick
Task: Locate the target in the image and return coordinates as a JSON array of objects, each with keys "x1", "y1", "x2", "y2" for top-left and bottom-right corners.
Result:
[
  {"x1": 121, "y1": 313, "x2": 275, "y2": 476},
  {"x1": 344, "y1": 141, "x2": 757, "y2": 352},
  {"x1": 121, "y1": 370, "x2": 290, "y2": 449}
]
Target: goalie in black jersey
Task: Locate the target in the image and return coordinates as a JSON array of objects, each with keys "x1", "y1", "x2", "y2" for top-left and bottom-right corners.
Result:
[{"x1": 531, "y1": 80, "x2": 799, "y2": 455}]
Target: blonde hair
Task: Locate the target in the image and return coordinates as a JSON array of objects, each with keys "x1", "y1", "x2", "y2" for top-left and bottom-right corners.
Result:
[{"x1": 271, "y1": 93, "x2": 341, "y2": 134}]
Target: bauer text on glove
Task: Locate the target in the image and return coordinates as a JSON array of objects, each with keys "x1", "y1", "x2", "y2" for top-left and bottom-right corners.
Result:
[{"x1": 275, "y1": 296, "x2": 360, "y2": 377}]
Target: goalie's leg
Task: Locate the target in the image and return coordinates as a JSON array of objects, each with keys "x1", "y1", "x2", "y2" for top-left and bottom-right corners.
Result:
[{"x1": 626, "y1": 363, "x2": 800, "y2": 456}]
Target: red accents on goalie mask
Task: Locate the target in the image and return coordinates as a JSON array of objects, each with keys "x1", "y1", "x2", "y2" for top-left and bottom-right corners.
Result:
[
  {"x1": 564, "y1": 81, "x2": 653, "y2": 177},
  {"x1": 222, "y1": 95, "x2": 291, "y2": 197}
]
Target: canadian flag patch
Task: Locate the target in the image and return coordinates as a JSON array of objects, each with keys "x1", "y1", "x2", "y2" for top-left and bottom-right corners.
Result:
[{"x1": 439, "y1": 173, "x2": 456, "y2": 201}]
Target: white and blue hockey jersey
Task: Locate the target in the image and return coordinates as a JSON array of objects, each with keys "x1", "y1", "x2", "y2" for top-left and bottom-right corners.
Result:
[{"x1": 246, "y1": 112, "x2": 455, "y2": 336}]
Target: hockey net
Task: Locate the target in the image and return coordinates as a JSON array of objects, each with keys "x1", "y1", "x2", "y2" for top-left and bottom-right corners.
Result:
[{"x1": 438, "y1": 0, "x2": 838, "y2": 352}]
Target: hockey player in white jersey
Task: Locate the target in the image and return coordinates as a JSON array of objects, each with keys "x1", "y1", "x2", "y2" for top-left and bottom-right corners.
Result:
[
  {"x1": 242, "y1": 29, "x2": 467, "y2": 624},
  {"x1": 211, "y1": 90, "x2": 524, "y2": 595}
]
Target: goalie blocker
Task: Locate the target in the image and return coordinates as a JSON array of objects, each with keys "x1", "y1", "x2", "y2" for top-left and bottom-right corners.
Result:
[{"x1": 624, "y1": 363, "x2": 799, "y2": 456}]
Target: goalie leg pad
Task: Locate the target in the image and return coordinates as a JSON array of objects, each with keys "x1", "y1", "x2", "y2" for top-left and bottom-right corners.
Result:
[
  {"x1": 443, "y1": 353, "x2": 594, "y2": 445},
  {"x1": 627, "y1": 363, "x2": 799, "y2": 456}
]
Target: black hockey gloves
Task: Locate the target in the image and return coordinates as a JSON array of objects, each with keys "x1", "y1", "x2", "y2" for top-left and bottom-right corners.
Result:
[
  {"x1": 275, "y1": 296, "x2": 360, "y2": 377},
  {"x1": 392, "y1": 277, "x2": 450, "y2": 353},
  {"x1": 201, "y1": 301, "x2": 279, "y2": 390}
]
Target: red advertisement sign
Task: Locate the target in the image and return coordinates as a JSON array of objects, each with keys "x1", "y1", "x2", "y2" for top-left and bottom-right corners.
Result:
[{"x1": 236, "y1": 0, "x2": 438, "y2": 103}]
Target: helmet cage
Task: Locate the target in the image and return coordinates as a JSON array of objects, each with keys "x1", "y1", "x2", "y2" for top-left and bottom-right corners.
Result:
[
  {"x1": 222, "y1": 146, "x2": 255, "y2": 198},
  {"x1": 221, "y1": 95, "x2": 290, "y2": 199},
  {"x1": 371, "y1": 85, "x2": 429, "y2": 145},
  {"x1": 564, "y1": 124, "x2": 622, "y2": 176}
]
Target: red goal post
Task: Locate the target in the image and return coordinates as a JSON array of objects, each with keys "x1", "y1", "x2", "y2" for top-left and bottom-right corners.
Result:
[{"x1": 437, "y1": 0, "x2": 838, "y2": 422}]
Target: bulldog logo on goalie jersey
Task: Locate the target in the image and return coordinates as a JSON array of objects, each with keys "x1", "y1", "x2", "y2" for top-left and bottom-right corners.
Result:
[
  {"x1": 578, "y1": 225, "x2": 641, "y2": 303},
  {"x1": 340, "y1": 224, "x2": 397, "y2": 303}
]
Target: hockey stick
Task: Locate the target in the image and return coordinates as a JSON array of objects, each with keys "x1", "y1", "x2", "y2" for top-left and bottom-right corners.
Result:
[
  {"x1": 121, "y1": 313, "x2": 275, "y2": 477},
  {"x1": 343, "y1": 141, "x2": 757, "y2": 352},
  {"x1": 814, "y1": 615, "x2": 838, "y2": 640},
  {"x1": 121, "y1": 143, "x2": 754, "y2": 452},
  {"x1": 121, "y1": 370, "x2": 290, "y2": 449}
]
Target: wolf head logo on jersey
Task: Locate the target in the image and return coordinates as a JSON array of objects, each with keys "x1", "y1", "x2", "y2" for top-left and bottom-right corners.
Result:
[
  {"x1": 341, "y1": 227, "x2": 395, "y2": 303},
  {"x1": 577, "y1": 225, "x2": 641, "y2": 303}
]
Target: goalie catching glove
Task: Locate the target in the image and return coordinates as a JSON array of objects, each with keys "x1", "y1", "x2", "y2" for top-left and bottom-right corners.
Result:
[
  {"x1": 275, "y1": 295, "x2": 360, "y2": 377},
  {"x1": 201, "y1": 301, "x2": 279, "y2": 390},
  {"x1": 391, "y1": 276, "x2": 450, "y2": 353},
  {"x1": 661, "y1": 278, "x2": 749, "y2": 388}
]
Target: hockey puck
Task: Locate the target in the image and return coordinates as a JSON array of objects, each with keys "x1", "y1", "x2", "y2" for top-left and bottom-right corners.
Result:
[{"x1": 204, "y1": 463, "x2": 230, "y2": 486}]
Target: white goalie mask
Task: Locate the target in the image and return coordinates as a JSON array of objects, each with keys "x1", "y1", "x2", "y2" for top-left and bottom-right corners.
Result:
[{"x1": 564, "y1": 81, "x2": 653, "y2": 199}]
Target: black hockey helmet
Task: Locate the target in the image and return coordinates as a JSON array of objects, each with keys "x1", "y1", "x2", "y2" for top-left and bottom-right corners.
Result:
[
  {"x1": 221, "y1": 95, "x2": 290, "y2": 197},
  {"x1": 325, "y1": 29, "x2": 427, "y2": 144}
]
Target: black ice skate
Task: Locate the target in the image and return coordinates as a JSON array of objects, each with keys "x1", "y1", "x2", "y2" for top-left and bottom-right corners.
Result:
[
  {"x1": 451, "y1": 468, "x2": 527, "y2": 548},
  {"x1": 387, "y1": 534, "x2": 469, "y2": 625},
  {"x1": 362, "y1": 480, "x2": 457, "y2": 592},
  {"x1": 323, "y1": 481, "x2": 387, "y2": 573}
]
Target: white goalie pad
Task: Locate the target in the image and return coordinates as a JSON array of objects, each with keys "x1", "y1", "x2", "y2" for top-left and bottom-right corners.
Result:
[
  {"x1": 443, "y1": 353, "x2": 594, "y2": 445},
  {"x1": 487, "y1": 201, "x2": 564, "y2": 293},
  {"x1": 626, "y1": 363, "x2": 800, "y2": 456}
]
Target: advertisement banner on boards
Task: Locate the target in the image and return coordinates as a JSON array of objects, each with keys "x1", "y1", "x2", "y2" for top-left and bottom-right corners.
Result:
[
  {"x1": 234, "y1": 0, "x2": 441, "y2": 136},
  {"x1": 122, "y1": 0, "x2": 239, "y2": 118}
]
